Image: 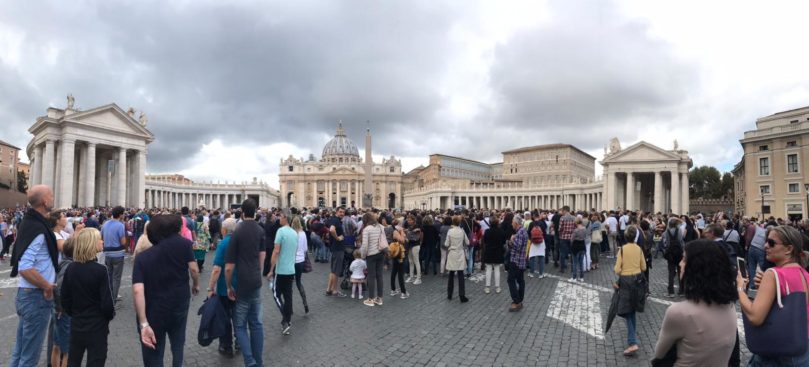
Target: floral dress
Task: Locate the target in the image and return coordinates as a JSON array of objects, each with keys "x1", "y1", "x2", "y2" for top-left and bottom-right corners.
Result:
[{"x1": 193, "y1": 222, "x2": 210, "y2": 262}]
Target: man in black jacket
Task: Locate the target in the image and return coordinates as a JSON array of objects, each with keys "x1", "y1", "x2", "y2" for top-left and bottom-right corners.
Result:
[{"x1": 9, "y1": 185, "x2": 59, "y2": 367}]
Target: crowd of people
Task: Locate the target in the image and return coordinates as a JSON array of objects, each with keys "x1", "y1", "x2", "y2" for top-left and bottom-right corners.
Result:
[{"x1": 4, "y1": 183, "x2": 809, "y2": 366}]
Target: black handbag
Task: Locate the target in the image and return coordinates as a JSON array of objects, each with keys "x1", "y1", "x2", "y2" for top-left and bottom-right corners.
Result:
[
  {"x1": 651, "y1": 345, "x2": 677, "y2": 367},
  {"x1": 340, "y1": 277, "x2": 351, "y2": 290}
]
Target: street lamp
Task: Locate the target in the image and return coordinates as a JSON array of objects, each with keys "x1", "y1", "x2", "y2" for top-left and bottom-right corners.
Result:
[{"x1": 804, "y1": 183, "x2": 809, "y2": 220}]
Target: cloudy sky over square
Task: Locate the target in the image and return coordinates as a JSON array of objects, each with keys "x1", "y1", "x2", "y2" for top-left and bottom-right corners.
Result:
[{"x1": 2, "y1": 0, "x2": 808, "y2": 186}]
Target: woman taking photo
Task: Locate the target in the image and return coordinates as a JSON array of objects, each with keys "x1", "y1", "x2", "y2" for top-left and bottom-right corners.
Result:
[
  {"x1": 653, "y1": 239, "x2": 738, "y2": 365},
  {"x1": 613, "y1": 224, "x2": 647, "y2": 356},
  {"x1": 444, "y1": 215, "x2": 469, "y2": 303},
  {"x1": 738, "y1": 225, "x2": 809, "y2": 365}
]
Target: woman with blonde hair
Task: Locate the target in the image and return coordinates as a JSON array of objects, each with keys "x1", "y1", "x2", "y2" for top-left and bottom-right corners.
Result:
[
  {"x1": 61, "y1": 228, "x2": 115, "y2": 367},
  {"x1": 291, "y1": 215, "x2": 310, "y2": 313},
  {"x1": 444, "y1": 215, "x2": 470, "y2": 303}
]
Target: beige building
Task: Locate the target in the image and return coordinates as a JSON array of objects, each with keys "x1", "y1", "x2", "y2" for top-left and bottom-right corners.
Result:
[
  {"x1": 502, "y1": 144, "x2": 596, "y2": 185},
  {"x1": 279, "y1": 124, "x2": 403, "y2": 209},
  {"x1": 0, "y1": 140, "x2": 20, "y2": 190},
  {"x1": 736, "y1": 105, "x2": 809, "y2": 221},
  {"x1": 144, "y1": 174, "x2": 279, "y2": 209}
]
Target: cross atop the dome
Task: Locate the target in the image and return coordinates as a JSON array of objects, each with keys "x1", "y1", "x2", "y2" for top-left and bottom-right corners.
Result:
[{"x1": 336, "y1": 121, "x2": 345, "y2": 136}]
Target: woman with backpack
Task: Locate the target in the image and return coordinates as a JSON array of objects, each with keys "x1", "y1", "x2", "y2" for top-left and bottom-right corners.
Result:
[
  {"x1": 527, "y1": 217, "x2": 546, "y2": 279},
  {"x1": 589, "y1": 214, "x2": 603, "y2": 270},
  {"x1": 664, "y1": 218, "x2": 685, "y2": 297}
]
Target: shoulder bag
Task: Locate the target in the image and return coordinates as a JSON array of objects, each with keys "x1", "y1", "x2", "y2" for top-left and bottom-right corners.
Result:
[
  {"x1": 743, "y1": 267, "x2": 809, "y2": 357},
  {"x1": 377, "y1": 226, "x2": 389, "y2": 254}
]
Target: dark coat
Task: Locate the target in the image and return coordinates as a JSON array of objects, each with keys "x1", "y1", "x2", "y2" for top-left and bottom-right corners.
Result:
[
  {"x1": 482, "y1": 227, "x2": 505, "y2": 264},
  {"x1": 615, "y1": 274, "x2": 647, "y2": 316},
  {"x1": 10, "y1": 208, "x2": 58, "y2": 278},
  {"x1": 197, "y1": 296, "x2": 229, "y2": 347}
]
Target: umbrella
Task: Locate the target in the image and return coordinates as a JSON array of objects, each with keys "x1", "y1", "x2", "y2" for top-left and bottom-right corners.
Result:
[{"x1": 604, "y1": 288, "x2": 620, "y2": 333}]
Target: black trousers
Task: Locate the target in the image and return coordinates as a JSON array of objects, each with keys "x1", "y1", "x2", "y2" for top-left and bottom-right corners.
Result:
[
  {"x1": 667, "y1": 259, "x2": 682, "y2": 295},
  {"x1": 366, "y1": 253, "x2": 385, "y2": 299},
  {"x1": 506, "y1": 263, "x2": 525, "y2": 304},
  {"x1": 294, "y1": 263, "x2": 308, "y2": 308},
  {"x1": 447, "y1": 270, "x2": 465, "y2": 299},
  {"x1": 273, "y1": 274, "x2": 294, "y2": 325},
  {"x1": 218, "y1": 295, "x2": 235, "y2": 349},
  {"x1": 390, "y1": 261, "x2": 406, "y2": 293},
  {"x1": 68, "y1": 328, "x2": 108, "y2": 367}
]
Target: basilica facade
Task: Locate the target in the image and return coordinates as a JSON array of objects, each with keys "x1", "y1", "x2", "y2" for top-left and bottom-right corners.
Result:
[{"x1": 278, "y1": 124, "x2": 403, "y2": 209}]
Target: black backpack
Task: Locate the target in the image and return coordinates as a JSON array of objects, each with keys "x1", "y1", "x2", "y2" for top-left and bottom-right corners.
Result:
[{"x1": 664, "y1": 231, "x2": 683, "y2": 262}]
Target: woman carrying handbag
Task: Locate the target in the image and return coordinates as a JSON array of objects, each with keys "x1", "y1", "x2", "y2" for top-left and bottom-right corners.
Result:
[{"x1": 739, "y1": 225, "x2": 809, "y2": 366}]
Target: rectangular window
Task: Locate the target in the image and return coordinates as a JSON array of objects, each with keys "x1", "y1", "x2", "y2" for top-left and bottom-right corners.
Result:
[
  {"x1": 288, "y1": 166, "x2": 293, "y2": 172},
  {"x1": 789, "y1": 183, "x2": 800, "y2": 193},
  {"x1": 788, "y1": 154, "x2": 799, "y2": 173},
  {"x1": 389, "y1": 166, "x2": 394, "y2": 173},
  {"x1": 759, "y1": 157, "x2": 770, "y2": 175},
  {"x1": 787, "y1": 141, "x2": 798, "y2": 147},
  {"x1": 759, "y1": 145, "x2": 769, "y2": 151},
  {"x1": 760, "y1": 185, "x2": 770, "y2": 194},
  {"x1": 763, "y1": 205, "x2": 771, "y2": 214}
]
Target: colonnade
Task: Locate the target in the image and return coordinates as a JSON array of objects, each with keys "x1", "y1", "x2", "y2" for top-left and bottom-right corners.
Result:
[{"x1": 144, "y1": 189, "x2": 244, "y2": 210}]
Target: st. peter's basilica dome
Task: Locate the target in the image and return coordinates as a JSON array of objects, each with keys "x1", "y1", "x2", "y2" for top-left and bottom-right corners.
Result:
[{"x1": 322, "y1": 123, "x2": 360, "y2": 162}]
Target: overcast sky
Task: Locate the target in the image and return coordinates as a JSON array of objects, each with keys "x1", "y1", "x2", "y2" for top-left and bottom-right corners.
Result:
[{"x1": 2, "y1": 0, "x2": 808, "y2": 187}]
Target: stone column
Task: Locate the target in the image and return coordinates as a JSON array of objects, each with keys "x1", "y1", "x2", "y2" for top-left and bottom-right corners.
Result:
[
  {"x1": 136, "y1": 150, "x2": 146, "y2": 209},
  {"x1": 681, "y1": 169, "x2": 690, "y2": 214},
  {"x1": 605, "y1": 171, "x2": 616, "y2": 210},
  {"x1": 653, "y1": 171, "x2": 663, "y2": 214},
  {"x1": 58, "y1": 139, "x2": 75, "y2": 208},
  {"x1": 32, "y1": 145, "x2": 43, "y2": 185},
  {"x1": 117, "y1": 148, "x2": 127, "y2": 206},
  {"x1": 42, "y1": 140, "x2": 55, "y2": 188},
  {"x1": 626, "y1": 172, "x2": 635, "y2": 211},
  {"x1": 670, "y1": 170, "x2": 681, "y2": 214}
]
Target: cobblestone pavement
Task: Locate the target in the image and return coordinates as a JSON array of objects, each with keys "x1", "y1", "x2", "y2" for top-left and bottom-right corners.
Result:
[{"x1": 0, "y1": 251, "x2": 750, "y2": 366}]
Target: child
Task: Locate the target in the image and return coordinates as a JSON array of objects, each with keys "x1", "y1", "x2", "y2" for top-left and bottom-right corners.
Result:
[{"x1": 349, "y1": 250, "x2": 367, "y2": 299}]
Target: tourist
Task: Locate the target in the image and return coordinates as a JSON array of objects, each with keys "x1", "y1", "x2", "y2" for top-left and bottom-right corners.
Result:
[
  {"x1": 133, "y1": 221, "x2": 152, "y2": 259},
  {"x1": 209, "y1": 210, "x2": 221, "y2": 248},
  {"x1": 9, "y1": 185, "x2": 59, "y2": 367},
  {"x1": 51, "y1": 230, "x2": 74, "y2": 367},
  {"x1": 389, "y1": 220, "x2": 409, "y2": 299},
  {"x1": 349, "y1": 249, "x2": 367, "y2": 299},
  {"x1": 638, "y1": 220, "x2": 654, "y2": 294},
  {"x1": 653, "y1": 239, "x2": 738, "y2": 366},
  {"x1": 101, "y1": 206, "x2": 126, "y2": 306},
  {"x1": 507, "y1": 216, "x2": 528, "y2": 311},
  {"x1": 746, "y1": 220, "x2": 768, "y2": 291},
  {"x1": 207, "y1": 217, "x2": 238, "y2": 356},
  {"x1": 193, "y1": 214, "x2": 210, "y2": 272},
  {"x1": 571, "y1": 217, "x2": 587, "y2": 282},
  {"x1": 527, "y1": 212, "x2": 546, "y2": 279},
  {"x1": 557, "y1": 206, "x2": 576, "y2": 273},
  {"x1": 421, "y1": 215, "x2": 440, "y2": 276},
  {"x1": 291, "y1": 215, "x2": 310, "y2": 314},
  {"x1": 309, "y1": 213, "x2": 329, "y2": 263},
  {"x1": 444, "y1": 215, "x2": 469, "y2": 303},
  {"x1": 270, "y1": 211, "x2": 297, "y2": 336},
  {"x1": 226, "y1": 199, "x2": 266, "y2": 366},
  {"x1": 612, "y1": 224, "x2": 647, "y2": 356},
  {"x1": 326, "y1": 207, "x2": 347, "y2": 297},
  {"x1": 439, "y1": 216, "x2": 451, "y2": 275},
  {"x1": 482, "y1": 217, "x2": 505, "y2": 294},
  {"x1": 544, "y1": 211, "x2": 555, "y2": 265},
  {"x1": 663, "y1": 218, "x2": 685, "y2": 297},
  {"x1": 738, "y1": 225, "x2": 809, "y2": 365},
  {"x1": 589, "y1": 213, "x2": 602, "y2": 270},
  {"x1": 405, "y1": 214, "x2": 423, "y2": 285},
  {"x1": 467, "y1": 220, "x2": 483, "y2": 276},
  {"x1": 582, "y1": 216, "x2": 592, "y2": 273},
  {"x1": 605, "y1": 210, "x2": 619, "y2": 258},
  {"x1": 133, "y1": 214, "x2": 200, "y2": 367},
  {"x1": 62, "y1": 228, "x2": 115, "y2": 367},
  {"x1": 359, "y1": 212, "x2": 385, "y2": 306}
]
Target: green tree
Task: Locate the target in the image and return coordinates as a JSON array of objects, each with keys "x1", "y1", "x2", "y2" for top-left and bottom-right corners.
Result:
[
  {"x1": 17, "y1": 169, "x2": 27, "y2": 193},
  {"x1": 721, "y1": 172, "x2": 734, "y2": 199},
  {"x1": 688, "y1": 166, "x2": 723, "y2": 199}
]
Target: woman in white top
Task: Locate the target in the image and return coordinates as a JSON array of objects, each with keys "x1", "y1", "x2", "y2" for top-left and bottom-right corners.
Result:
[
  {"x1": 291, "y1": 216, "x2": 310, "y2": 314},
  {"x1": 49, "y1": 210, "x2": 71, "y2": 258}
]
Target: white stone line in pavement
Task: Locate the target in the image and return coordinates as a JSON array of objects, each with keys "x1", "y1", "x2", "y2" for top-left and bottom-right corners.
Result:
[
  {"x1": 0, "y1": 314, "x2": 17, "y2": 323},
  {"x1": 0, "y1": 278, "x2": 17, "y2": 289},
  {"x1": 546, "y1": 281, "x2": 604, "y2": 340},
  {"x1": 0, "y1": 269, "x2": 11, "y2": 275}
]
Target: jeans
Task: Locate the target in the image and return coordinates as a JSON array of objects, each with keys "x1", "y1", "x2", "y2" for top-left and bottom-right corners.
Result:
[
  {"x1": 311, "y1": 235, "x2": 329, "y2": 262},
  {"x1": 366, "y1": 253, "x2": 384, "y2": 299},
  {"x1": 528, "y1": 256, "x2": 545, "y2": 275},
  {"x1": 233, "y1": 287, "x2": 264, "y2": 367},
  {"x1": 748, "y1": 246, "x2": 766, "y2": 290},
  {"x1": 466, "y1": 247, "x2": 475, "y2": 275},
  {"x1": 608, "y1": 232, "x2": 618, "y2": 256},
  {"x1": 485, "y1": 264, "x2": 502, "y2": 288},
  {"x1": 558, "y1": 239, "x2": 571, "y2": 272},
  {"x1": 217, "y1": 296, "x2": 235, "y2": 350},
  {"x1": 408, "y1": 246, "x2": 421, "y2": 280},
  {"x1": 447, "y1": 270, "x2": 465, "y2": 299},
  {"x1": 140, "y1": 297, "x2": 189, "y2": 367},
  {"x1": 10, "y1": 288, "x2": 53, "y2": 367},
  {"x1": 273, "y1": 274, "x2": 294, "y2": 325},
  {"x1": 506, "y1": 263, "x2": 525, "y2": 304},
  {"x1": 390, "y1": 261, "x2": 406, "y2": 293},
  {"x1": 667, "y1": 260, "x2": 682, "y2": 295},
  {"x1": 105, "y1": 256, "x2": 125, "y2": 300},
  {"x1": 572, "y1": 251, "x2": 585, "y2": 279},
  {"x1": 584, "y1": 237, "x2": 592, "y2": 270},
  {"x1": 747, "y1": 340, "x2": 809, "y2": 366},
  {"x1": 624, "y1": 311, "x2": 637, "y2": 346}
]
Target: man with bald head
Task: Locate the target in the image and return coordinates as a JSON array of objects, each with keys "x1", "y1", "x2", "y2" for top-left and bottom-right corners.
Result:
[{"x1": 9, "y1": 185, "x2": 60, "y2": 367}]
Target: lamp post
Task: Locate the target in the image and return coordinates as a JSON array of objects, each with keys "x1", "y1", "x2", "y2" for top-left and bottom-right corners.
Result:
[{"x1": 804, "y1": 183, "x2": 809, "y2": 220}]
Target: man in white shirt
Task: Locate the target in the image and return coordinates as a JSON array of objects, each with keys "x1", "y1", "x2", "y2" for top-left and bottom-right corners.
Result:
[{"x1": 605, "y1": 211, "x2": 619, "y2": 258}]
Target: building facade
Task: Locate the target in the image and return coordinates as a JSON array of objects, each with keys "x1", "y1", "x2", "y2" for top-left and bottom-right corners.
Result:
[
  {"x1": 737, "y1": 105, "x2": 809, "y2": 221},
  {"x1": 279, "y1": 124, "x2": 403, "y2": 209},
  {"x1": 0, "y1": 140, "x2": 20, "y2": 190},
  {"x1": 144, "y1": 175, "x2": 279, "y2": 209}
]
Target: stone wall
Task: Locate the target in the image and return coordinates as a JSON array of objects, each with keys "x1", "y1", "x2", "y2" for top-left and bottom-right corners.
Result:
[
  {"x1": 0, "y1": 189, "x2": 27, "y2": 209},
  {"x1": 690, "y1": 198, "x2": 734, "y2": 215}
]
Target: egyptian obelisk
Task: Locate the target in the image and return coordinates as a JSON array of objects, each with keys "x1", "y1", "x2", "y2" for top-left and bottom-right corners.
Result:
[{"x1": 363, "y1": 125, "x2": 373, "y2": 208}]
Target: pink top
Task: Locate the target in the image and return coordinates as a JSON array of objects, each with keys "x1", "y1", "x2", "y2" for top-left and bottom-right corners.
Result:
[{"x1": 772, "y1": 266, "x2": 809, "y2": 337}]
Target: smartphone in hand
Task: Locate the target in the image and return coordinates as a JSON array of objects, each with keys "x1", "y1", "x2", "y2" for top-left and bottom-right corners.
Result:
[{"x1": 737, "y1": 257, "x2": 748, "y2": 278}]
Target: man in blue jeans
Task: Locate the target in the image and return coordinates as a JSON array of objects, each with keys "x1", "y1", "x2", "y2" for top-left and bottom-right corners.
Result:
[
  {"x1": 101, "y1": 206, "x2": 127, "y2": 305},
  {"x1": 557, "y1": 206, "x2": 576, "y2": 274},
  {"x1": 226, "y1": 199, "x2": 267, "y2": 367},
  {"x1": 9, "y1": 185, "x2": 59, "y2": 367}
]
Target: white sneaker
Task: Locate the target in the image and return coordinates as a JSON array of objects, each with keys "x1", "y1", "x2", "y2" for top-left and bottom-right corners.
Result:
[
  {"x1": 413, "y1": 278, "x2": 422, "y2": 285},
  {"x1": 568, "y1": 277, "x2": 576, "y2": 282},
  {"x1": 359, "y1": 295, "x2": 364, "y2": 300},
  {"x1": 390, "y1": 290, "x2": 400, "y2": 297},
  {"x1": 351, "y1": 294, "x2": 356, "y2": 299},
  {"x1": 484, "y1": 287, "x2": 491, "y2": 294},
  {"x1": 400, "y1": 292, "x2": 410, "y2": 299},
  {"x1": 405, "y1": 277, "x2": 413, "y2": 283},
  {"x1": 527, "y1": 273, "x2": 535, "y2": 278},
  {"x1": 540, "y1": 274, "x2": 547, "y2": 279},
  {"x1": 495, "y1": 287, "x2": 502, "y2": 294}
]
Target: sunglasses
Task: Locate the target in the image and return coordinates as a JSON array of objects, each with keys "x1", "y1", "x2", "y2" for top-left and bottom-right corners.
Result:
[{"x1": 766, "y1": 239, "x2": 782, "y2": 247}]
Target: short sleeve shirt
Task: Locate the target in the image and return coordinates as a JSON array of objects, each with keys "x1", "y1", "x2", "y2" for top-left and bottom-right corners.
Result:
[
  {"x1": 225, "y1": 220, "x2": 265, "y2": 298},
  {"x1": 274, "y1": 226, "x2": 298, "y2": 275},
  {"x1": 213, "y1": 235, "x2": 236, "y2": 297},
  {"x1": 132, "y1": 234, "x2": 194, "y2": 330},
  {"x1": 327, "y1": 216, "x2": 345, "y2": 253}
]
